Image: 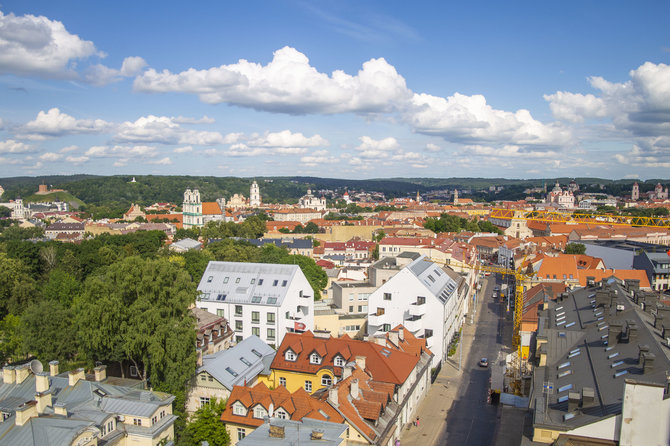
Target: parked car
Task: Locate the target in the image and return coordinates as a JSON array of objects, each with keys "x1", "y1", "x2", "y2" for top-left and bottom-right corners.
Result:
[{"x1": 478, "y1": 357, "x2": 489, "y2": 367}]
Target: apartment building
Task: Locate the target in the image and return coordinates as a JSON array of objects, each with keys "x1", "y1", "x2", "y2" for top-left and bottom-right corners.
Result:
[{"x1": 196, "y1": 261, "x2": 315, "y2": 347}]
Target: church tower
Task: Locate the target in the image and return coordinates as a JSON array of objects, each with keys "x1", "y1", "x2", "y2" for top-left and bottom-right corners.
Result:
[
  {"x1": 249, "y1": 181, "x2": 261, "y2": 207},
  {"x1": 631, "y1": 182, "x2": 639, "y2": 201},
  {"x1": 183, "y1": 188, "x2": 203, "y2": 228},
  {"x1": 453, "y1": 189, "x2": 459, "y2": 205}
]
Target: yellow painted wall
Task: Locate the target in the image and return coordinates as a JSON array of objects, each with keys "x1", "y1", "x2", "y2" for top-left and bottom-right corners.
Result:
[
  {"x1": 314, "y1": 313, "x2": 367, "y2": 339},
  {"x1": 532, "y1": 427, "x2": 561, "y2": 443},
  {"x1": 258, "y1": 369, "x2": 336, "y2": 395}
]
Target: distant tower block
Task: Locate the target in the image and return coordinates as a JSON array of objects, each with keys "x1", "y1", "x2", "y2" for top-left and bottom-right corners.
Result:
[
  {"x1": 453, "y1": 189, "x2": 459, "y2": 205},
  {"x1": 249, "y1": 181, "x2": 261, "y2": 207},
  {"x1": 183, "y1": 188, "x2": 203, "y2": 228},
  {"x1": 631, "y1": 182, "x2": 639, "y2": 201}
]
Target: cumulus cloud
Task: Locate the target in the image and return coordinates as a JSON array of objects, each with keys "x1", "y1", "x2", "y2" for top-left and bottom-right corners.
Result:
[
  {"x1": 353, "y1": 136, "x2": 402, "y2": 159},
  {"x1": 115, "y1": 115, "x2": 225, "y2": 145},
  {"x1": 545, "y1": 62, "x2": 670, "y2": 137},
  {"x1": 0, "y1": 9, "x2": 101, "y2": 78},
  {"x1": 39, "y1": 152, "x2": 63, "y2": 161},
  {"x1": 134, "y1": 46, "x2": 412, "y2": 114},
  {"x1": 148, "y1": 157, "x2": 172, "y2": 165},
  {"x1": 20, "y1": 108, "x2": 111, "y2": 139},
  {"x1": 0, "y1": 139, "x2": 33, "y2": 153},
  {"x1": 462, "y1": 144, "x2": 559, "y2": 159},
  {"x1": 85, "y1": 144, "x2": 158, "y2": 158},
  {"x1": 426, "y1": 143, "x2": 441, "y2": 152},
  {"x1": 60, "y1": 145, "x2": 79, "y2": 153},
  {"x1": 23, "y1": 161, "x2": 43, "y2": 170},
  {"x1": 300, "y1": 150, "x2": 339, "y2": 167},
  {"x1": 614, "y1": 137, "x2": 670, "y2": 168},
  {"x1": 84, "y1": 56, "x2": 147, "y2": 86},
  {"x1": 226, "y1": 130, "x2": 328, "y2": 157},
  {"x1": 65, "y1": 155, "x2": 89, "y2": 164},
  {"x1": 0, "y1": 157, "x2": 20, "y2": 165},
  {"x1": 173, "y1": 146, "x2": 193, "y2": 153}
]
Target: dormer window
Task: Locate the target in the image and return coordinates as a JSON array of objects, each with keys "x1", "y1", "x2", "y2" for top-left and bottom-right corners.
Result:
[
  {"x1": 233, "y1": 402, "x2": 247, "y2": 416},
  {"x1": 275, "y1": 408, "x2": 287, "y2": 419},
  {"x1": 310, "y1": 353, "x2": 322, "y2": 364},
  {"x1": 285, "y1": 350, "x2": 296, "y2": 361},
  {"x1": 253, "y1": 405, "x2": 267, "y2": 419},
  {"x1": 334, "y1": 356, "x2": 345, "y2": 367}
]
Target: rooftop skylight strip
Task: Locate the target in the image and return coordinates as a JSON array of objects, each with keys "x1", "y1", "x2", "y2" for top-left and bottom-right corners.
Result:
[
  {"x1": 556, "y1": 320, "x2": 566, "y2": 326},
  {"x1": 565, "y1": 322, "x2": 576, "y2": 328},
  {"x1": 558, "y1": 370, "x2": 572, "y2": 378},
  {"x1": 558, "y1": 384, "x2": 573, "y2": 392},
  {"x1": 568, "y1": 351, "x2": 581, "y2": 358},
  {"x1": 611, "y1": 361, "x2": 624, "y2": 368},
  {"x1": 606, "y1": 346, "x2": 614, "y2": 351},
  {"x1": 601, "y1": 334, "x2": 608, "y2": 339},
  {"x1": 556, "y1": 306, "x2": 564, "y2": 310},
  {"x1": 558, "y1": 361, "x2": 571, "y2": 369},
  {"x1": 558, "y1": 395, "x2": 569, "y2": 403},
  {"x1": 598, "y1": 325, "x2": 609, "y2": 331},
  {"x1": 607, "y1": 352, "x2": 619, "y2": 359},
  {"x1": 564, "y1": 413, "x2": 576, "y2": 421},
  {"x1": 614, "y1": 370, "x2": 628, "y2": 378}
]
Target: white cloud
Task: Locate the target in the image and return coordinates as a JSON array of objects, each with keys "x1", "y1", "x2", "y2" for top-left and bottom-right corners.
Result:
[
  {"x1": 300, "y1": 149, "x2": 340, "y2": 167},
  {"x1": 172, "y1": 115, "x2": 215, "y2": 124},
  {"x1": 22, "y1": 161, "x2": 43, "y2": 170},
  {"x1": 134, "y1": 46, "x2": 412, "y2": 114},
  {"x1": 0, "y1": 156, "x2": 20, "y2": 165},
  {"x1": 173, "y1": 146, "x2": 193, "y2": 153},
  {"x1": 148, "y1": 157, "x2": 172, "y2": 165},
  {"x1": 84, "y1": 56, "x2": 147, "y2": 86},
  {"x1": 20, "y1": 108, "x2": 111, "y2": 139},
  {"x1": 39, "y1": 152, "x2": 63, "y2": 161},
  {"x1": 0, "y1": 139, "x2": 33, "y2": 153},
  {"x1": 426, "y1": 143, "x2": 441, "y2": 152},
  {"x1": 353, "y1": 136, "x2": 403, "y2": 160},
  {"x1": 85, "y1": 144, "x2": 158, "y2": 158},
  {"x1": 65, "y1": 155, "x2": 89, "y2": 164},
  {"x1": 115, "y1": 115, "x2": 225, "y2": 145},
  {"x1": 226, "y1": 130, "x2": 328, "y2": 157},
  {"x1": 113, "y1": 158, "x2": 129, "y2": 167},
  {"x1": 0, "y1": 9, "x2": 101, "y2": 78},
  {"x1": 543, "y1": 91, "x2": 607, "y2": 122},
  {"x1": 60, "y1": 145, "x2": 79, "y2": 153},
  {"x1": 462, "y1": 144, "x2": 558, "y2": 159}
]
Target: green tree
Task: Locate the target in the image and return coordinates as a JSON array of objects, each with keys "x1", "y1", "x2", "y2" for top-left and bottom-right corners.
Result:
[
  {"x1": 0, "y1": 206, "x2": 11, "y2": 218},
  {"x1": 178, "y1": 399, "x2": 229, "y2": 446},
  {"x1": 565, "y1": 243, "x2": 587, "y2": 255},
  {"x1": 41, "y1": 269, "x2": 82, "y2": 306},
  {"x1": 0, "y1": 314, "x2": 24, "y2": 364},
  {"x1": 21, "y1": 299, "x2": 79, "y2": 363},
  {"x1": 0, "y1": 253, "x2": 38, "y2": 318},
  {"x1": 302, "y1": 222, "x2": 319, "y2": 234}
]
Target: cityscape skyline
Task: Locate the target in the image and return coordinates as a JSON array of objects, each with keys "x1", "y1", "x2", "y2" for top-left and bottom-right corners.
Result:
[{"x1": 1, "y1": 1, "x2": 669, "y2": 179}]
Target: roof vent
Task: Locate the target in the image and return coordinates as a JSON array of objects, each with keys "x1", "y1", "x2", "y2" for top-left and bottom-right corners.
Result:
[
  {"x1": 568, "y1": 392, "x2": 580, "y2": 412},
  {"x1": 311, "y1": 429, "x2": 325, "y2": 440},
  {"x1": 581, "y1": 387, "x2": 595, "y2": 408}
]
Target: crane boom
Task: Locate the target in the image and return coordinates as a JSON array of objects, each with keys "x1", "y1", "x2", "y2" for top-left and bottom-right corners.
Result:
[{"x1": 490, "y1": 208, "x2": 670, "y2": 229}]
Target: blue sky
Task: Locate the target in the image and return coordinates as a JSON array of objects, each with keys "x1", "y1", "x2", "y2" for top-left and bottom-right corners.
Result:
[{"x1": 1, "y1": 1, "x2": 669, "y2": 180}]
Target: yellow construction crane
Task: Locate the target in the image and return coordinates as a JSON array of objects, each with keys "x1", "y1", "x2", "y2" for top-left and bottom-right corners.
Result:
[{"x1": 490, "y1": 208, "x2": 670, "y2": 229}]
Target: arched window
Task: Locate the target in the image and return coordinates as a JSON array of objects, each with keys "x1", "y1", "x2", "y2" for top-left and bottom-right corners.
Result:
[{"x1": 321, "y1": 374, "x2": 332, "y2": 386}]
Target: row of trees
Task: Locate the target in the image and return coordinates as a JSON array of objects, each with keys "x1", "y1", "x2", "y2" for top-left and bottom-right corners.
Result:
[{"x1": 423, "y1": 213, "x2": 503, "y2": 235}]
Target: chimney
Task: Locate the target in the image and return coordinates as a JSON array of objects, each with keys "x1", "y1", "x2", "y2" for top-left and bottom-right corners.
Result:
[
  {"x1": 15, "y1": 364, "x2": 30, "y2": 384},
  {"x1": 654, "y1": 313, "x2": 664, "y2": 329},
  {"x1": 637, "y1": 344, "x2": 650, "y2": 364},
  {"x1": 627, "y1": 321, "x2": 638, "y2": 342},
  {"x1": 350, "y1": 379, "x2": 359, "y2": 399},
  {"x1": 15, "y1": 401, "x2": 38, "y2": 426},
  {"x1": 68, "y1": 368, "x2": 85, "y2": 386},
  {"x1": 581, "y1": 387, "x2": 595, "y2": 408},
  {"x1": 355, "y1": 356, "x2": 366, "y2": 371},
  {"x1": 595, "y1": 290, "x2": 609, "y2": 308},
  {"x1": 608, "y1": 321, "x2": 623, "y2": 345},
  {"x1": 35, "y1": 391, "x2": 52, "y2": 414},
  {"x1": 343, "y1": 365, "x2": 353, "y2": 380},
  {"x1": 49, "y1": 361, "x2": 59, "y2": 377},
  {"x1": 398, "y1": 327, "x2": 405, "y2": 341},
  {"x1": 586, "y1": 276, "x2": 596, "y2": 287},
  {"x1": 388, "y1": 330, "x2": 399, "y2": 347},
  {"x1": 94, "y1": 365, "x2": 107, "y2": 382},
  {"x1": 54, "y1": 402, "x2": 67, "y2": 416},
  {"x1": 568, "y1": 392, "x2": 580, "y2": 412},
  {"x1": 625, "y1": 279, "x2": 640, "y2": 293},
  {"x1": 311, "y1": 429, "x2": 325, "y2": 440},
  {"x1": 642, "y1": 352, "x2": 655, "y2": 374},
  {"x1": 328, "y1": 387, "x2": 339, "y2": 406},
  {"x1": 269, "y1": 423, "x2": 285, "y2": 439},
  {"x1": 35, "y1": 372, "x2": 50, "y2": 393},
  {"x1": 2, "y1": 366, "x2": 15, "y2": 384}
]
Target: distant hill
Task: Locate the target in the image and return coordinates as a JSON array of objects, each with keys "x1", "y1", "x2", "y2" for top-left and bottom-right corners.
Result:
[{"x1": 24, "y1": 191, "x2": 85, "y2": 209}]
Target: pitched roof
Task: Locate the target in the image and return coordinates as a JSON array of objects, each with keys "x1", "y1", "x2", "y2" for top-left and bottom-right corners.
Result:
[
  {"x1": 576, "y1": 269, "x2": 650, "y2": 289},
  {"x1": 202, "y1": 202, "x2": 222, "y2": 215}
]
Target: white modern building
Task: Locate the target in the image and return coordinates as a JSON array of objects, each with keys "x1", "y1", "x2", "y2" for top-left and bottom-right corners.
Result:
[
  {"x1": 196, "y1": 261, "x2": 315, "y2": 348},
  {"x1": 367, "y1": 255, "x2": 469, "y2": 367}
]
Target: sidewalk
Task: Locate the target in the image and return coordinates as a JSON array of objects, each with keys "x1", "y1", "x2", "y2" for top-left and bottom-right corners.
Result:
[{"x1": 400, "y1": 282, "x2": 489, "y2": 445}]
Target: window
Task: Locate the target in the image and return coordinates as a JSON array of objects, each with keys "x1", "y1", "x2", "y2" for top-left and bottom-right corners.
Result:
[
  {"x1": 304, "y1": 380, "x2": 312, "y2": 392},
  {"x1": 233, "y1": 403, "x2": 246, "y2": 416},
  {"x1": 207, "y1": 276, "x2": 213, "y2": 283},
  {"x1": 279, "y1": 377, "x2": 287, "y2": 387},
  {"x1": 267, "y1": 328, "x2": 275, "y2": 340},
  {"x1": 237, "y1": 428, "x2": 246, "y2": 440},
  {"x1": 282, "y1": 280, "x2": 287, "y2": 287},
  {"x1": 382, "y1": 323, "x2": 391, "y2": 332},
  {"x1": 359, "y1": 293, "x2": 369, "y2": 301},
  {"x1": 349, "y1": 294, "x2": 354, "y2": 301},
  {"x1": 106, "y1": 420, "x2": 114, "y2": 434},
  {"x1": 252, "y1": 311, "x2": 260, "y2": 323},
  {"x1": 251, "y1": 278, "x2": 256, "y2": 284},
  {"x1": 235, "y1": 277, "x2": 240, "y2": 284},
  {"x1": 357, "y1": 305, "x2": 363, "y2": 312},
  {"x1": 267, "y1": 313, "x2": 275, "y2": 324},
  {"x1": 275, "y1": 408, "x2": 287, "y2": 419},
  {"x1": 133, "y1": 418, "x2": 142, "y2": 426},
  {"x1": 252, "y1": 327, "x2": 260, "y2": 336},
  {"x1": 200, "y1": 397, "x2": 210, "y2": 408},
  {"x1": 258, "y1": 279, "x2": 264, "y2": 285},
  {"x1": 310, "y1": 353, "x2": 322, "y2": 364},
  {"x1": 130, "y1": 366, "x2": 138, "y2": 377},
  {"x1": 376, "y1": 308, "x2": 385, "y2": 316},
  {"x1": 285, "y1": 350, "x2": 296, "y2": 361},
  {"x1": 253, "y1": 405, "x2": 267, "y2": 419},
  {"x1": 251, "y1": 348, "x2": 262, "y2": 358},
  {"x1": 226, "y1": 366, "x2": 238, "y2": 377},
  {"x1": 235, "y1": 320, "x2": 243, "y2": 331},
  {"x1": 235, "y1": 305, "x2": 243, "y2": 316},
  {"x1": 321, "y1": 374, "x2": 332, "y2": 386},
  {"x1": 417, "y1": 296, "x2": 426, "y2": 305},
  {"x1": 152, "y1": 416, "x2": 158, "y2": 425},
  {"x1": 251, "y1": 296, "x2": 262, "y2": 303},
  {"x1": 273, "y1": 280, "x2": 279, "y2": 286},
  {"x1": 349, "y1": 306, "x2": 354, "y2": 312},
  {"x1": 267, "y1": 296, "x2": 278, "y2": 305},
  {"x1": 216, "y1": 309, "x2": 225, "y2": 317},
  {"x1": 200, "y1": 373, "x2": 207, "y2": 381},
  {"x1": 235, "y1": 335, "x2": 242, "y2": 343},
  {"x1": 299, "y1": 290, "x2": 303, "y2": 297},
  {"x1": 223, "y1": 277, "x2": 229, "y2": 283},
  {"x1": 427, "y1": 275, "x2": 435, "y2": 283},
  {"x1": 240, "y1": 357, "x2": 252, "y2": 366},
  {"x1": 216, "y1": 293, "x2": 227, "y2": 301},
  {"x1": 334, "y1": 356, "x2": 345, "y2": 367},
  {"x1": 383, "y1": 293, "x2": 392, "y2": 301}
]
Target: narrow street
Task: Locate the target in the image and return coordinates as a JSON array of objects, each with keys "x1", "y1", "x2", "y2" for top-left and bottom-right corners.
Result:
[{"x1": 401, "y1": 274, "x2": 513, "y2": 446}]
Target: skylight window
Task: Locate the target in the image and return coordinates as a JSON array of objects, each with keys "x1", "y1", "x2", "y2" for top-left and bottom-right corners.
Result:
[
  {"x1": 226, "y1": 367, "x2": 238, "y2": 377},
  {"x1": 558, "y1": 384, "x2": 573, "y2": 393},
  {"x1": 556, "y1": 306, "x2": 564, "y2": 311},
  {"x1": 240, "y1": 357, "x2": 252, "y2": 366},
  {"x1": 381, "y1": 348, "x2": 392, "y2": 357},
  {"x1": 558, "y1": 361, "x2": 570, "y2": 369},
  {"x1": 251, "y1": 349, "x2": 262, "y2": 358},
  {"x1": 607, "y1": 352, "x2": 619, "y2": 359},
  {"x1": 267, "y1": 297, "x2": 277, "y2": 305},
  {"x1": 427, "y1": 275, "x2": 435, "y2": 283},
  {"x1": 207, "y1": 276, "x2": 213, "y2": 283},
  {"x1": 564, "y1": 413, "x2": 576, "y2": 421},
  {"x1": 611, "y1": 361, "x2": 624, "y2": 368},
  {"x1": 251, "y1": 296, "x2": 262, "y2": 303},
  {"x1": 614, "y1": 370, "x2": 628, "y2": 378},
  {"x1": 601, "y1": 334, "x2": 608, "y2": 339},
  {"x1": 558, "y1": 370, "x2": 572, "y2": 378},
  {"x1": 565, "y1": 322, "x2": 576, "y2": 328},
  {"x1": 216, "y1": 294, "x2": 227, "y2": 301},
  {"x1": 223, "y1": 277, "x2": 229, "y2": 283},
  {"x1": 556, "y1": 320, "x2": 566, "y2": 326},
  {"x1": 598, "y1": 325, "x2": 609, "y2": 331},
  {"x1": 434, "y1": 269, "x2": 442, "y2": 276},
  {"x1": 273, "y1": 280, "x2": 278, "y2": 286},
  {"x1": 568, "y1": 350, "x2": 581, "y2": 358},
  {"x1": 282, "y1": 280, "x2": 287, "y2": 287},
  {"x1": 558, "y1": 395, "x2": 569, "y2": 403},
  {"x1": 258, "y1": 279, "x2": 264, "y2": 285}
]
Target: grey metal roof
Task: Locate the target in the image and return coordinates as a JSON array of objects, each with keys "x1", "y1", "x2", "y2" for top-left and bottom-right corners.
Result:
[
  {"x1": 238, "y1": 417, "x2": 346, "y2": 446},
  {"x1": 405, "y1": 255, "x2": 461, "y2": 305},
  {"x1": 244, "y1": 238, "x2": 313, "y2": 250},
  {"x1": 170, "y1": 238, "x2": 202, "y2": 250},
  {"x1": 532, "y1": 279, "x2": 670, "y2": 431},
  {"x1": 197, "y1": 261, "x2": 301, "y2": 306},
  {"x1": 0, "y1": 415, "x2": 96, "y2": 446},
  {"x1": 198, "y1": 336, "x2": 275, "y2": 390}
]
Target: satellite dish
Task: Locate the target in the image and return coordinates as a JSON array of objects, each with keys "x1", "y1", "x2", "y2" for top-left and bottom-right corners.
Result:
[{"x1": 30, "y1": 359, "x2": 43, "y2": 374}]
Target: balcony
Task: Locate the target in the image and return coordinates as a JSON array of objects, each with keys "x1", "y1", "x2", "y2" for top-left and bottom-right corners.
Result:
[
  {"x1": 403, "y1": 315, "x2": 423, "y2": 333},
  {"x1": 368, "y1": 313, "x2": 387, "y2": 327},
  {"x1": 408, "y1": 302, "x2": 426, "y2": 317}
]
